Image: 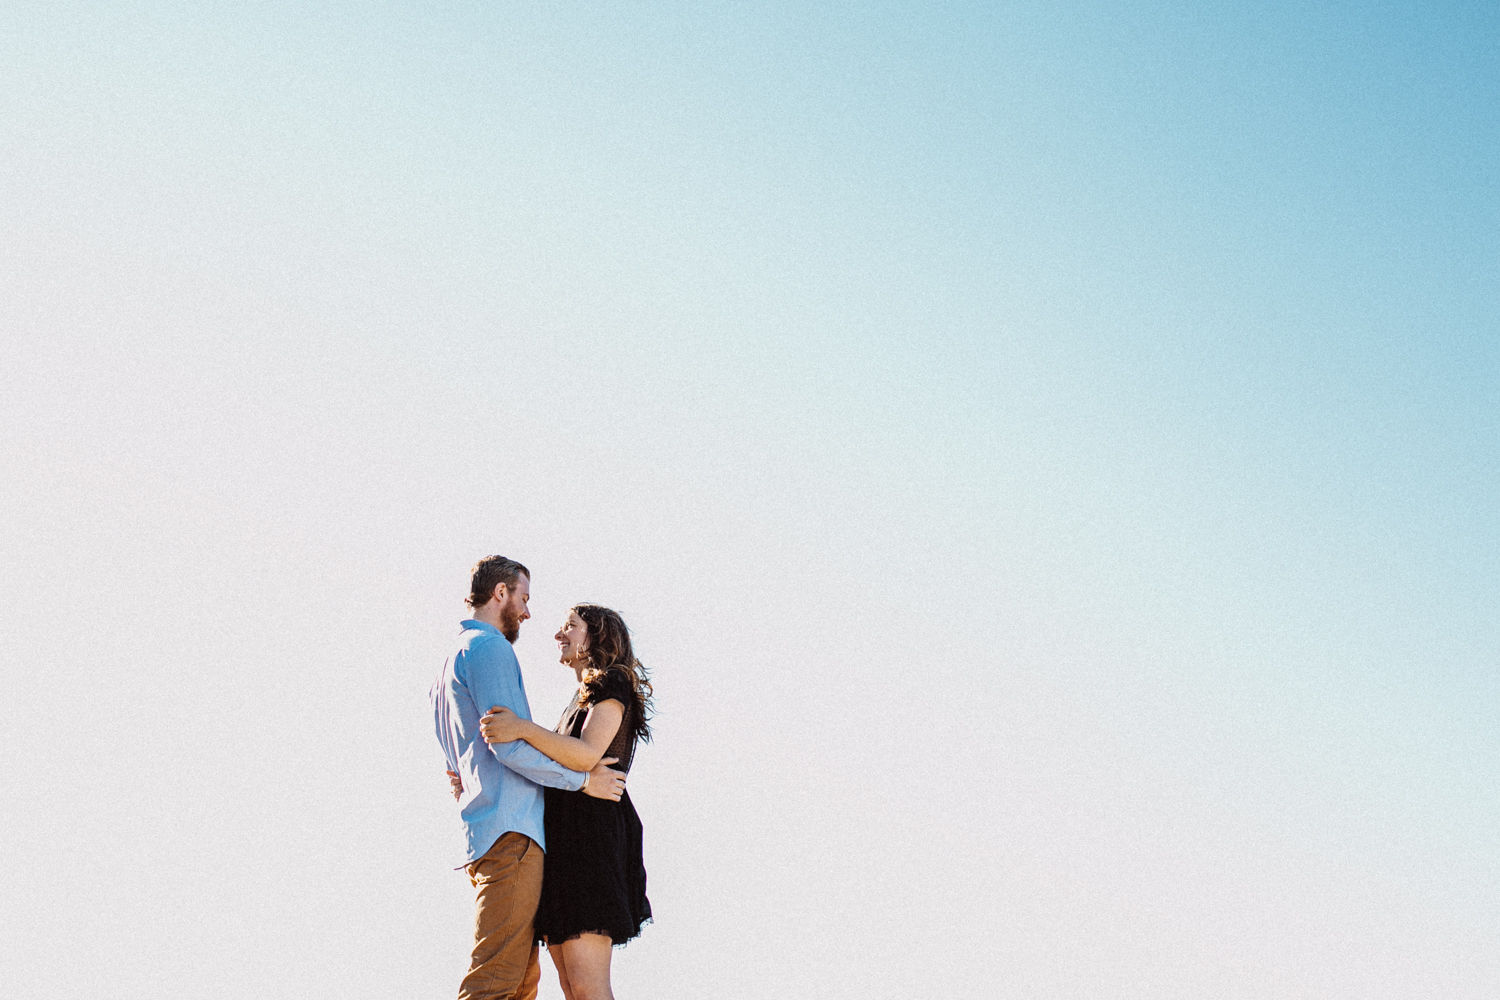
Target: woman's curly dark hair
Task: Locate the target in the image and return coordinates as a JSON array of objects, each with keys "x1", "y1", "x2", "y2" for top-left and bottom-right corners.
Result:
[{"x1": 573, "y1": 603, "x2": 653, "y2": 745}]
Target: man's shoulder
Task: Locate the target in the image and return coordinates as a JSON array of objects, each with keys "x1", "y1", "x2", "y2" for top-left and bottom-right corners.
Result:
[
  {"x1": 457, "y1": 625, "x2": 492, "y2": 647},
  {"x1": 456, "y1": 629, "x2": 518, "y2": 669}
]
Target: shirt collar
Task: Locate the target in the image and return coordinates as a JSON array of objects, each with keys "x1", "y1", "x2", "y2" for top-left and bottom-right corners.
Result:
[{"x1": 461, "y1": 618, "x2": 501, "y2": 636}]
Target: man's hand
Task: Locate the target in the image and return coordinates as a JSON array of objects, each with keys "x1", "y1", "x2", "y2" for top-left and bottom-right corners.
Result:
[
  {"x1": 446, "y1": 770, "x2": 463, "y2": 802},
  {"x1": 582, "y1": 757, "x2": 626, "y2": 801}
]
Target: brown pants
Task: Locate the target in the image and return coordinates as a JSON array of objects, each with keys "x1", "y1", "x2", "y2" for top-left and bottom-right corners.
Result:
[{"x1": 459, "y1": 832, "x2": 544, "y2": 1000}]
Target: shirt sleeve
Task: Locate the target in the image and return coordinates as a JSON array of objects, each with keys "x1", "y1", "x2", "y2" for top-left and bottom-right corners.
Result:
[
  {"x1": 463, "y1": 637, "x2": 587, "y2": 791},
  {"x1": 429, "y1": 680, "x2": 456, "y2": 773}
]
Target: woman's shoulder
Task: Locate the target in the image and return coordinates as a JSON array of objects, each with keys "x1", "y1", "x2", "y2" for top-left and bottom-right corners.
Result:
[{"x1": 583, "y1": 664, "x2": 635, "y2": 707}]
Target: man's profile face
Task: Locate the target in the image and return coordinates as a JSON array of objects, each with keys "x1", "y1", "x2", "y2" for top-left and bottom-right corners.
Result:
[{"x1": 495, "y1": 573, "x2": 531, "y2": 643}]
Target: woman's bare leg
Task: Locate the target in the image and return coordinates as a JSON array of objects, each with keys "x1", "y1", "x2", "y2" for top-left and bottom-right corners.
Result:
[
  {"x1": 556, "y1": 933, "x2": 614, "y2": 1000},
  {"x1": 547, "y1": 943, "x2": 575, "y2": 1000}
]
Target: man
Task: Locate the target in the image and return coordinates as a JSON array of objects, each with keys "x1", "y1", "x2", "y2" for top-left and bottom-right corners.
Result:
[{"x1": 432, "y1": 555, "x2": 627, "y2": 1000}]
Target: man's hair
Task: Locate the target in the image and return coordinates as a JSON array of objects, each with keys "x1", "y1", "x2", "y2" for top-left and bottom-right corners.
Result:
[{"x1": 466, "y1": 555, "x2": 530, "y2": 609}]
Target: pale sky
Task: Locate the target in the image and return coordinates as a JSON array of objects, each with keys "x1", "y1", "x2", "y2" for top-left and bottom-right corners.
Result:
[{"x1": 2, "y1": 3, "x2": 1497, "y2": 998}]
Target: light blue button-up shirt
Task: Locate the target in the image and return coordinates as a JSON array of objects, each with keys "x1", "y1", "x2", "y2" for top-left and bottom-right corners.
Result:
[{"x1": 432, "y1": 619, "x2": 585, "y2": 865}]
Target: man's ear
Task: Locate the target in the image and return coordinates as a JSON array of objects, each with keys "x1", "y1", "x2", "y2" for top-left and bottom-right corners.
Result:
[{"x1": 492, "y1": 582, "x2": 508, "y2": 604}]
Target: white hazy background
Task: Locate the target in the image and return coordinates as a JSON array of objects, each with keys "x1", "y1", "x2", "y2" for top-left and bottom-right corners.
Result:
[{"x1": 3, "y1": 3, "x2": 1497, "y2": 998}]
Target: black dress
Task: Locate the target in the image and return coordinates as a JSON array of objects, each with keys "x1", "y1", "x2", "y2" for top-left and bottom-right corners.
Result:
[{"x1": 534, "y1": 667, "x2": 652, "y2": 946}]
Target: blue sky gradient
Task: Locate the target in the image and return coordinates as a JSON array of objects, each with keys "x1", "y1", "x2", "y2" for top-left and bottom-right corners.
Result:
[{"x1": 3, "y1": 3, "x2": 1497, "y2": 997}]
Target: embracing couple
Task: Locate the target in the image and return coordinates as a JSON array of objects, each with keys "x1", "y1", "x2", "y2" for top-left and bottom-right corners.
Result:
[{"x1": 431, "y1": 555, "x2": 653, "y2": 1000}]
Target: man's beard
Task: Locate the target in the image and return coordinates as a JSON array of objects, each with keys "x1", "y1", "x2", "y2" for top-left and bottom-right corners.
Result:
[{"x1": 499, "y1": 604, "x2": 523, "y2": 643}]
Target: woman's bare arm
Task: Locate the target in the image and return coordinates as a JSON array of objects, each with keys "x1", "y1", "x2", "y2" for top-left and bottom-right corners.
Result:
[{"x1": 481, "y1": 700, "x2": 624, "y2": 773}]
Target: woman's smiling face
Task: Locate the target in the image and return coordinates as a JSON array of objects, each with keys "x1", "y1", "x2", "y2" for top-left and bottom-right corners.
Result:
[{"x1": 555, "y1": 611, "x2": 589, "y2": 665}]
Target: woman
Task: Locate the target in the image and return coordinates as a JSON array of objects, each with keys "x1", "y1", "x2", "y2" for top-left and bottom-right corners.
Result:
[{"x1": 479, "y1": 603, "x2": 653, "y2": 1000}]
